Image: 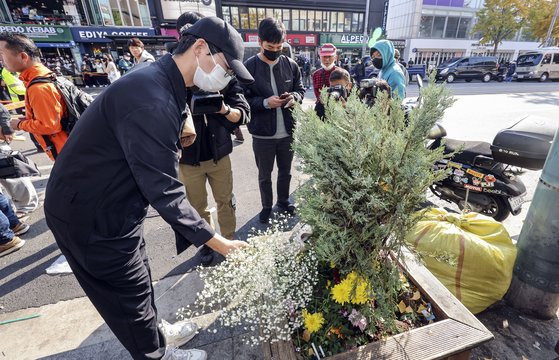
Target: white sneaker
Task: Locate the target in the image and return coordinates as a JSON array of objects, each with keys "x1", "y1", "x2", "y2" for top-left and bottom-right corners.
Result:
[
  {"x1": 161, "y1": 346, "x2": 207, "y2": 360},
  {"x1": 159, "y1": 319, "x2": 198, "y2": 347}
]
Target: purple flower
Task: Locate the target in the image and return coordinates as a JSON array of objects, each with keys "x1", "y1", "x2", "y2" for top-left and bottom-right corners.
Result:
[{"x1": 348, "y1": 309, "x2": 367, "y2": 331}]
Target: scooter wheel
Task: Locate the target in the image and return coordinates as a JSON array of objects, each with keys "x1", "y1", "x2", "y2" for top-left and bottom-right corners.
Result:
[{"x1": 483, "y1": 196, "x2": 511, "y2": 222}]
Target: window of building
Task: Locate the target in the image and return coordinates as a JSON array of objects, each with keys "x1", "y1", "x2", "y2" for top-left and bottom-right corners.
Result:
[
  {"x1": 456, "y1": 17, "x2": 471, "y2": 38},
  {"x1": 351, "y1": 13, "x2": 359, "y2": 33},
  {"x1": 328, "y1": 12, "x2": 336, "y2": 32},
  {"x1": 138, "y1": 0, "x2": 150, "y2": 26},
  {"x1": 266, "y1": 8, "x2": 274, "y2": 18},
  {"x1": 307, "y1": 11, "x2": 315, "y2": 31},
  {"x1": 282, "y1": 9, "x2": 290, "y2": 30},
  {"x1": 313, "y1": 11, "x2": 321, "y2": 32},
  {"x1": 299, "y1": 10, "x2": 307, "y2": 31},
  {"x1": 223, "y1": 6, "x2": 231, "y2": 25},
  {"x1": 322, "y1": 11, "x2": 329, "y2": 32},
  {"x1": 359, "y1": 13, "x2": 365, "y2": 32},
  {"x1": 256, "y1": 8, "x2": 265, "y2": 23},
  {"x1": 274, "y1": 8, "x2": 282, "y2": 22},
  {"x1": 239, "y1": 6, "x2": 249, "y2": 29},
  {"x1": 337, "y1": 12, "x2": 345, "y2": 32},
  {"x1": 118, "y1": 0, "x2": 132, "y2": 25},
  {"x1": 292, "y1": 9, "x2": 299, "y2": 31},
  {"x1": 104, "y1": 0, "x2": 118, "y2": 25},
  {"x1": 249, "y1": 7, "x2": 257, "y2": 29},
  {"x1": 432, "y1": 16, "x2": 446, "y2": 38},
  {"x1": 230, "y1": 6, "x2": 240, "y2": 28},
  {"x1": 343, "y1": 12, "x2": 352, "y2": 32},
  {"x1": 444, "y1": 17, "x2": 459, "y2": 38},
  {"x1": 419, "y1": 15, "x2": 433, "y2": 37},
  {"x1": 129, "y1": 0, "x2": 142, "y2": 26}
]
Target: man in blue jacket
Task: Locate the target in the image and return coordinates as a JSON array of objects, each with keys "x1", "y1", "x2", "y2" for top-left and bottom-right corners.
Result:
[
  {"x1": 43, "y1": 17, "x2": 252, "y2": 360},
  {"x1": 370, "y1": 40, "x2": 406, "y2": 99}
]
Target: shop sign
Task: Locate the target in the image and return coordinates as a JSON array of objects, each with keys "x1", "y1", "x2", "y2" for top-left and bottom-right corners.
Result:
[
  {"x1": 0, "y1": 24, "x2": 72, "y2": 42},
  {"x1": 71, "y1": 26, "x2": 156, "y2": 43},
  {"x1": 320, "y1": 33, "x2": 368, "y2": 48},
  {"x1": 245, "y1": 33, "x2": 317, "y2": 46},
  {"x1": 160, "y1": 0, "x2": 216, "y2": 21}
]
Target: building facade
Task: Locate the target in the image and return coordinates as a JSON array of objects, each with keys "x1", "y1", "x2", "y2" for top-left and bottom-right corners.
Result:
[
  {"x1": 0, "y1": 0, "x2": 158, "y2": 64},
  {"x1": 386, "y1": 0, "x2": 541, "y2": 66},
  {"x1": 150, "y1": 0, "x2": 388, "y2": 63}
]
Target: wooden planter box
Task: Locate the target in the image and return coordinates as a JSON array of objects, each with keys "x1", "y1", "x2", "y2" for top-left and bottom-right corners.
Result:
[{"x1": 262, "y1": 245, "x2": 493, "y2": 360}]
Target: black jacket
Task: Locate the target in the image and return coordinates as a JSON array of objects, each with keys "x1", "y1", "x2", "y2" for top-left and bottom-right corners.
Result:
[
  {"x1": 44, "y1": 54, "x2": 215, "y2": 260},
  {"x1": 242, "y1": 55, "x2": 305, "y2": 137},
  {"x1": 180, "y1": 79, "x2": 250, "y2": 166}
]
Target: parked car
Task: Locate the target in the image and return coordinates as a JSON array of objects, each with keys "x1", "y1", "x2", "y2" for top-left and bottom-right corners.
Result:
[
  {"x1": 514, "y1": 47, "x2": 559, "y2": 82},
  {"x1": 436, "y1": 56, "x2": 499, "y2": 83},
  {"x1": 242, "y1": 41, "x2": 293, "y2": 62}
]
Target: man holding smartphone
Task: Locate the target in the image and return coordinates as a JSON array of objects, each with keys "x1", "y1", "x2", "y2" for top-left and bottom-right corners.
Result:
[{"x1": 242, "y1": 17, "x2": 305, "y2": 224}]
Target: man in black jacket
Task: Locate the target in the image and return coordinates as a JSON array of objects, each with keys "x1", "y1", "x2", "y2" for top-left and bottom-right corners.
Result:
[
  {"x1": 175, "y1": 11, "x2": 250, "y2": 267},
  {"x1": 43, "y1": 17, "x2": 253, "y2": 360},
  {"x1": 242, "y1": 18, "x2": 305, "y2": 224}
]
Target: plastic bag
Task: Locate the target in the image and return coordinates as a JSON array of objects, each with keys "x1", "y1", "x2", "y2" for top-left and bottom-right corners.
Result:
[{"x1": 405, "y1": 208, "x2": 517, "y2": 314}]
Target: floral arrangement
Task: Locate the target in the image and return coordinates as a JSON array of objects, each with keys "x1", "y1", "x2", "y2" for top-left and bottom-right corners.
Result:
[{"x1": 178, "y1": 78, "x2": 454, "y2": 358}]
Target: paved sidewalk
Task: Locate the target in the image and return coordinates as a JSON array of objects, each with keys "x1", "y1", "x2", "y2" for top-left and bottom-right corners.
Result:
[{"x1": 0, "y1": 271, "x2": 262, "y2": 360}]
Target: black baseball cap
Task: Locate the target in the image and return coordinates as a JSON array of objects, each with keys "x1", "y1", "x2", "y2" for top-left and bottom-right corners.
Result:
[{"x1": 185, "y1": 16, "x2": 253, "y2": 84}]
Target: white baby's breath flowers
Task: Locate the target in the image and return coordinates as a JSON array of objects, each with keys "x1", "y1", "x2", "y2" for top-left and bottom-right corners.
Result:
[{"x1": 178, "y1": 220, "x2": 318, "y2": 346}]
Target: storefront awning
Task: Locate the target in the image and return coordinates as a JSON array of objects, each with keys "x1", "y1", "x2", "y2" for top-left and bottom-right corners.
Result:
[
  {"x1": 105, "y1": 35, "x2": 177, "y2": 45},
  {"x1": 36, "y1": 42, "x2": 75, "y2": 48}
]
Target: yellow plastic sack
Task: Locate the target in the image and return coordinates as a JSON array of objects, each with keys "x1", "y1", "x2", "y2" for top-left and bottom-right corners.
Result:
[{"x1": 405, "y1": 208, "x2": 517, "y2": 314}]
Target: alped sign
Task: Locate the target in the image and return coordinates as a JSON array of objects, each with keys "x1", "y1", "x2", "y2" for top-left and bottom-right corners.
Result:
[
  {"x1": 0, "y1": 24, "x2": 72, "y2": 42},
  {"x1": 71, "y1": 26, "x2": 156, "y2": 43},
  {"x1": 320, "y1": 33, "x2": 369, "y2": 48}
]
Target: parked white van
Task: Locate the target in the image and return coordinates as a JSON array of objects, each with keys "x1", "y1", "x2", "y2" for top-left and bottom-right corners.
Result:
[
  {"x1": 514, "y1": 47, "x2": 559, "y2": 82},
  {"x1": 242, "y1": 42, "x2": 293, "y2": 62}
]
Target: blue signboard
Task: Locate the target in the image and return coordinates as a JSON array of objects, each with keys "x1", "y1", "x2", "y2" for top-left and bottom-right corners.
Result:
[{"x1": 71, "y1": 26, "x2": 155, "y2": 43}]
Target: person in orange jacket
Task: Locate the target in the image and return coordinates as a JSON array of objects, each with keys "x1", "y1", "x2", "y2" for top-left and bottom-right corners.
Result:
[{"x1": 0, "y1": 33, "x2": 68, "y2": 161}]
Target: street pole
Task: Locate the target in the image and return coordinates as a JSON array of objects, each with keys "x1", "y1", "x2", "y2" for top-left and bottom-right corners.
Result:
[
  {"x1": 362, "y1": 0, "x2": 371, "y2": 58},
  {"x1": 506, "y1": 125, "x2": 559, "y2": 319},
  {"x1": 544, "y1": 0, "x2": 559, "y2": 47}
]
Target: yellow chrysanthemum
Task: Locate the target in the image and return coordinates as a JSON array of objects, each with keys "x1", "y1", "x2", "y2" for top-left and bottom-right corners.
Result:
[
  {"x1": 331, "y1": 279, "x2": 352, "y2": 304},
  {"x1": 302, "y1": 309, "x2": 324, "y2": 334},
  {"x1": 352, "y1": 279, "x2": 371, "y2": 304}
]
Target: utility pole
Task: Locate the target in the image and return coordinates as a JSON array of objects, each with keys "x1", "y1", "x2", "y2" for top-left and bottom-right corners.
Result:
[
  {"x1": 544, "y1": 0, "x2": 559, "y2": 47},
  {"x1": 506, "y1": 126, "x2": 559, "y2": 319},
  {"x1": 362, "y1": 0, "x2": 371, "y2": 58}
]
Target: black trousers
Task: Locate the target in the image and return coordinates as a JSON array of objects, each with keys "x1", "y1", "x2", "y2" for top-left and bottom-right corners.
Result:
[
  {"x1": 46, "y1": 211, "x2": 166, "y2": 360},
  {"x1": 252, "y1": 136, "x2": 294, "y2": 209}
]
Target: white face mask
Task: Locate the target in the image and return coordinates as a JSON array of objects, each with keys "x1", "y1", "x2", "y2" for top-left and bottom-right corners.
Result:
[
  {"x1": 321, "y1": 62, "x2": 335, "y2": 71},
  {"x1": 193, "y1": 45, "x2": 233, "y2": 92}
]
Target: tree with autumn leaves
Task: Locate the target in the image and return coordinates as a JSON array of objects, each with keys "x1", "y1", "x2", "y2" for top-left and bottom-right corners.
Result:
[
  {"x1": 472, "y1": 0, "x2": 559, "y2": 54},
  {"x1": 472, "y1": 0, "x2": 524, "y2": 55},
  {"x1": 523, "y1": 0, "x2": 559, "y2": 46}
]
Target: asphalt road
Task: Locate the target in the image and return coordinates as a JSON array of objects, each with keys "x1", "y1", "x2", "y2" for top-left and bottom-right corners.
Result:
[{"x1": 1, "y1": 82, "x2": 559, "y2": 314}]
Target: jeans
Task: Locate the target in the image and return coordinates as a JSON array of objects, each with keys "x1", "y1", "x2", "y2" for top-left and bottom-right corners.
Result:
[
  {"x1": 252, "y1": 136, "x2": 294, "y2": 209},
  {"x1": 0, "y1": 192, "x2": 20, "y2": 244}
]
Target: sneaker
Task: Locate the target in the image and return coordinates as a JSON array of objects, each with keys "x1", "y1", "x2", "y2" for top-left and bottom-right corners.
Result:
[
  {"x1": 159, "y1": 319, "x2": 198, "y2": 348},
  {"x1": 0, "y1": 237, "x2": 25, "y2": 257},
  {"x1": 258, "y1": 208, "x2": 272, "y2": 224},
  {"x1": 276, "y1": 202, "x2": 296, "y2": 215},
  {"x1": 11, "y1": 223, "x2": 30, "y2": 236},
  {"x1": 161, "y1": 346, "x2": 206, "y2": 360}
]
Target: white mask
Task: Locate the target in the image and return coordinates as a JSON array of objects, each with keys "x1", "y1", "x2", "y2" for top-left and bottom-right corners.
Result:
[
  {"x1": 193, "y1": 46, "x2": 233, "y2": 92},
  {"x1": 321, "y1": 62, "x2": 335, "y2": 71}
]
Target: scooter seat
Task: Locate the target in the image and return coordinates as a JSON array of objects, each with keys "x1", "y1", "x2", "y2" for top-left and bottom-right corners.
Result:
[{"x1": 443, "y1": 139, "x2": 493, "y2": 165}]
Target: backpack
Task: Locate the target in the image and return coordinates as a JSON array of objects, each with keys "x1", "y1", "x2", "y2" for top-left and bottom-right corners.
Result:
[{"x1": 27, "y1": 74, "x2": 93, "y2": 134}]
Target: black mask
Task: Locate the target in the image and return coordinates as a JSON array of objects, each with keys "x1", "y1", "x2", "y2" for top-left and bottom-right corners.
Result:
[
  {"x1": 263, "y1": 49, "x2": 281, "y2": 61},
  {"x1": 372, "y1": 57, "x2": 383, "y2": 69}
]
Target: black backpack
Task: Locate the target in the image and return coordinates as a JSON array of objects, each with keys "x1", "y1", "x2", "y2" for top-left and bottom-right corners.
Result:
[{"x1": 28, "y1": 74, "x2": 93, "y2": 134}]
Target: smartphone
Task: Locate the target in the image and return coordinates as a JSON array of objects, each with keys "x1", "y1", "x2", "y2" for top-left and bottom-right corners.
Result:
[
  {"x1": 190, "y1": 92, "x2": 224, "y2": 115},
  {"x1": 279, "y1": 93, "x2": 291, "y2": 106}
]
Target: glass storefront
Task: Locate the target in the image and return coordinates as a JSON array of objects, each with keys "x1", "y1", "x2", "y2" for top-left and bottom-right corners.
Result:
[{"x1": 223, "y1": 5, "x2": 365, "y2": 33}]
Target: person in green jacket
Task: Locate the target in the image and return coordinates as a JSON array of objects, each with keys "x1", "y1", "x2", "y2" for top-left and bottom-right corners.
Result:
[
  {"x1": 370, "y1": 40, "x2": 406, "y2": 99},
  {"x1": 0, "y1": 67, "x2": 25, "y2": 102}
]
